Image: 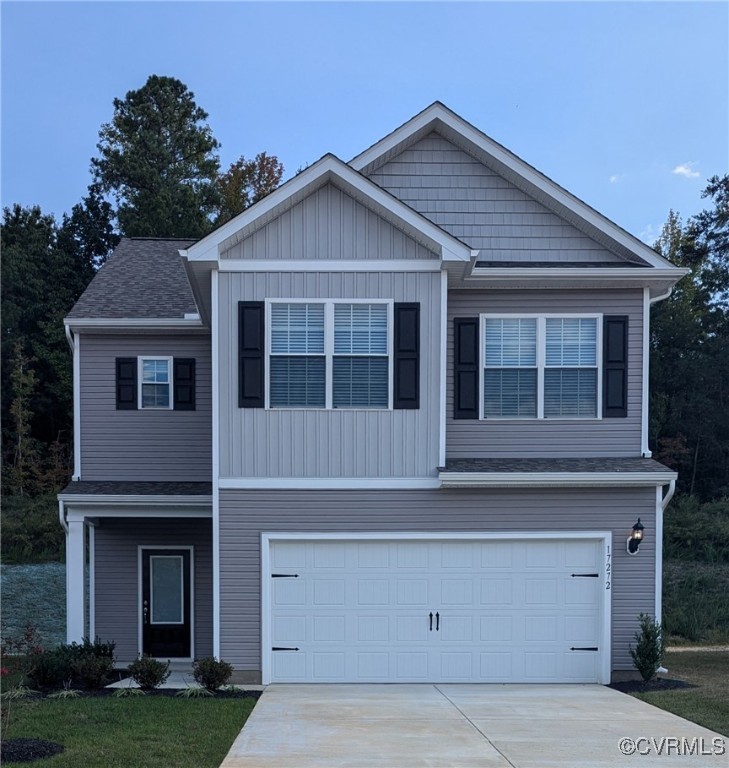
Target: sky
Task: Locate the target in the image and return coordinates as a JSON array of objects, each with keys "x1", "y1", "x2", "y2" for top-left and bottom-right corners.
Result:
[{"x1": 2, "y1": 1, "x2": 728, "y2": 245}]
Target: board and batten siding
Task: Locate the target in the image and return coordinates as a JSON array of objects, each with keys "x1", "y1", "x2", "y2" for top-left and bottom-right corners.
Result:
[
  {"x1": 447, "y1": 289, "x2": 644, "y2": 458},
  {"x1": 218, "y1": 271, "x2": 442, "y2": 478},
  {"x1": 367, "y1": 132, "x2": 625, "y2": 263},
  {"x1": 78, "y1": 334, "x2": 212, "y2": 481},
  {"x1": 93, "y1": 518, "x2": 213, "y2": 662},
  {"x1": 218, "y1": 487, "x2": 655, "y2": 678},
  {"x1": 222, "y1": 183, "x2": 439, "y2": 261}
]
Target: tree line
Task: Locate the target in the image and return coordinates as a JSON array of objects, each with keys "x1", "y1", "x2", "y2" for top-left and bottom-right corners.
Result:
[
  {"x1": 2, "y1": 74, "x2": 727, "y2": 501},
  {"x1": 2, "y1": 75, "x2": 283, "y2": 494}
]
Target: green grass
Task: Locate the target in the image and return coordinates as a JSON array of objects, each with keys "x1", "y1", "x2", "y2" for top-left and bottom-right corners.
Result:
[
  {"x1": 2, "y1": 695, "x2": 255, "y2": 767},
  {"x1": 632, "y1": 651, "x2": 729, "y2": 736}
]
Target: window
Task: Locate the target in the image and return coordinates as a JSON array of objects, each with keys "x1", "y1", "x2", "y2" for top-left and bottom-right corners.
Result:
[
  {"x1": 482, "y1": 316, "x2": 599, "y2": 419},
  {"x1": 139, "y1": 357, "x2": 172, "y2": 409},
  {"x1": 270, "y1": 303, "x2": 325, "y2": 407},
  {"x1": 268, "y1": 301, "x2": 390, "y2": 409}
]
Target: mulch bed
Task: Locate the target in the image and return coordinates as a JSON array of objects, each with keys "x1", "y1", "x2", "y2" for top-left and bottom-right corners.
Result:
[
  {"x1": 609, "y1": 677, "x2": 697, "y2": 693},
  {"x1": 1, "y1": 738, "x2": 64, "y2": 764}
]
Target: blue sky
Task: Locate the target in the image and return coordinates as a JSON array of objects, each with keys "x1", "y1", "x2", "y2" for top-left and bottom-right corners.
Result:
[{"x1": 2, "y1": 1, "x2": 727, "y2": 244}]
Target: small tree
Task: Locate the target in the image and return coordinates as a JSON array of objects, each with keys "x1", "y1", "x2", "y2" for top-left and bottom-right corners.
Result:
[{"x1": 629, "y1": 613, "x2": 664, "y2": 683}]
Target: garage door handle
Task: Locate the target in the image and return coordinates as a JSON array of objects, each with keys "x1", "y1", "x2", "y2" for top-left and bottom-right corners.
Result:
[
  {"x1": 435, "y1": 612, "x2": 440, "y2": 631},
  {"x1": 570, "y1": 647, "x2": 598, "y2": 651},
  {"x1": 429, "y1": 612, "x2": 433, "y2": 631}
]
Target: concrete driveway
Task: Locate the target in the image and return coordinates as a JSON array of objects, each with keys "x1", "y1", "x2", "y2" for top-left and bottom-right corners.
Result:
[{"x1": 220, "y1": 684, "x2": 726, "y2": 768}]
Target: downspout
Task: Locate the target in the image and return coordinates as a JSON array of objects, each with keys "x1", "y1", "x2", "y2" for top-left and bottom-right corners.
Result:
[
  {"x1": 655, "y1": 477, "x2": 676, "y2": 673},
  {"x1": 65, "y1": 323, "x2": 81, "y2": 481}
]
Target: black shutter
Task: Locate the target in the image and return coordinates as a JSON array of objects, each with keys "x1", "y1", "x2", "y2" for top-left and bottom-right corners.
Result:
[
  {"x1": 239, "y1": 301, "x2": 265, "y2": 408},
  {"x1": 116, "y1": 357, "x2": 137, "y2": 410},
  {"x1": 173, "y1": 358, "x2": 196, "y2": 411},
  {"x1": 393, "y1": 303, "x2": 420, "y2": 409},
  {"x1": 603, "y1": 315, "x2": 628, "y2": 418},
  {"x1": 454, "y1": 318, "x2": 479, "y2": 419}
]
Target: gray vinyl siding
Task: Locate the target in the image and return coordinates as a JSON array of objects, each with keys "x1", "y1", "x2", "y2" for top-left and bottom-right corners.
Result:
[
  {"x1": 218, "y1": 271, "x2": 441, "y2": 478},
  {"x1": 368, "y1": 132, "x2": 625, "y2": 263},
  {"x1": 222, "y1": 183, "x2": 439, "y2": 261},
  {"x1": 219, "y1": 487, "x2": 656, "y2": 677},
  {"x1": 79, "y1": 334, "x2": 212, "y2": 481},
  {"x1": 447, "y1": 289, "x2": 643, "y2": 457},
  {"x1": 93, "y1": 517, "x2": 213, "y2": 662}
]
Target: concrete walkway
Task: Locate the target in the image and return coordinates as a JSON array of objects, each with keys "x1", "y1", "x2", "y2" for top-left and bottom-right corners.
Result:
[{"x1": 220, "y1": 684, "x2": 727, "y2": 768}]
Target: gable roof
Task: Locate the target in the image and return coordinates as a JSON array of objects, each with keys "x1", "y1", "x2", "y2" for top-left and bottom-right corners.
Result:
[
  {"x1": 182, "y1": 154, "x2": 473, "y2": 264},
  {"x1": 350, "y1": 102, "x2": 678, "y2": 271},
  {"x1": 65, "y1": 238, "x2": 202, "y2": 326}
]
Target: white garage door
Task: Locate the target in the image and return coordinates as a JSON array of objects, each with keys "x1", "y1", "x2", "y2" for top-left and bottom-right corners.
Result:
[{"x1": 265, "y1": 536, "x2": 607, "y2": 684}]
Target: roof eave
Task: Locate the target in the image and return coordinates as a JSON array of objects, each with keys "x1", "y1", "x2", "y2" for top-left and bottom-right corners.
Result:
[{"x1": 438, "y1": 470, "x2": 677, "y2": 488}]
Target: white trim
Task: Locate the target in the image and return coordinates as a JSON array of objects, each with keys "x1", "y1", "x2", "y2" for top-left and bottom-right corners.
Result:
[
  {"x1": 182, "y1": 154, "x2": 471, "y2": 264},
  {"x1": 219, "y1": 259, "x2": 442, "y2": 273},
  {"x1": 349, "y1": 102, "x2": 677, "y2": 271},
  {"x1": 67, "y1": 326, "x2": 81, "y2": 480},
  {"x1": 88, "y1": 522, "x2": 95, "y2": 640},
  {"x1": 641, "y1": 288, "x2": 652, "y2": 457},
  {"x1": 265, "y1": 299, "x2": 394, "y2": 412},
  {"x1": 655, "y1": 486, "x2": 663, "y2": 625},
  {"x1": 438, "y1": 471, "x2": 677, "y2": 488},
  {"x1": 468, "y1": 266, "x2": 687, "y2": 282},
  {"x1": 480, "y1": 313, "x2": 603, "y2": 421},
  {"x1": 137, "y1": 545, "x2": 195, "y2": 661},
  {"x1": 64, "y1": 506, "x2": 211, "y2": 521},
  {"x1": 138, "y1": 356, "x2": 173, "y2": 410},
  {"x1": 65, "y1": 317, "x2": 204, "y2": 330},
  {"x1": 211, "y1": 269, "x2": 221, "y2": 659},
  {"x1": 438, "y1": 271, "x2": 447, "y2": 467},
  {"x1": 60, "y1": 495, "x2": 211, "y2": 507},
  {"x1": 261, "y1": 531, "x2": 612, "y2": 685},
  {"x1": 219, "y1": 477, "x2": 441, "y2": 490},
  {"x1": 66, "y1": 519, "x2": 86, "y2": 643}
]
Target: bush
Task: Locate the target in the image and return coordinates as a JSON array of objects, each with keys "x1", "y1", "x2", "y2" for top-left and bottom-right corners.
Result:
[
  {"x1": 0, "y1": 495, "x2": 65, "y2": 564},
  {"x1": 27, "y1": 636, "x2": 116, "y2": 689},
  {"x1": 664, "y1": 496, "x2": 729, "y2": 563},
  {"x1": 629, "y1": 613, "x2": 664, "y2": 683},
  {"x1": 192, "y1": 657, "x2": 233, "y2": 692},
  {"x1": 128, "y1": 656, "x2": 170, "y2": 690},
  {"x1": 71, "y1": 655, "x2": 115, "y2": 689}
]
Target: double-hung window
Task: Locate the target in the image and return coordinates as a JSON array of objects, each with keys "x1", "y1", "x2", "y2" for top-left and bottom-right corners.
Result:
[
  {"x1": 268, "y1": 301, "x2": 390, "y2": 409},
  {"x1": 482, "y1": 316, "x2": 600, "y2": 419},
  {"x1": 139, "y1": 357, "x2": 172, "y2": 409}
]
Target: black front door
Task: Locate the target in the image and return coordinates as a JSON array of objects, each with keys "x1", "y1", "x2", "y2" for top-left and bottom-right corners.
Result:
[{"x1": 141, "y1": 549, "x2": 191, "y2": 658}]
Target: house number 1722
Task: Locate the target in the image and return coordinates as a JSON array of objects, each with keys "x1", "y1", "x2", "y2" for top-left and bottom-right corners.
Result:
[{"x1": 605, "y1": 545, "x2": 611, "y2": 590}]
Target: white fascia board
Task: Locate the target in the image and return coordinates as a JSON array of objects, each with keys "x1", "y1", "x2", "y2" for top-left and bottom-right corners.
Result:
[
  {"x1": 182, "y1": 154, "x2": 470, "y2": 264},
  {"x1": 219, "y1": 477, "x2": 441, "y2": 490},
  {"x1": 65, "y1": 506, "x2": 212, "y2": 522},
  {"x1": 438, "y1": 471, "x2": 677, "y2": 488},
  {"x1": 65, "y1": 318, "x2": 204, "y2": 330},
  {"x1": 468, "y1": 266, "x2": 688, "y2": 281},
  {"x1": 351, "y1": 103, "x2": 677, "y2": 270},
  {"x1": 218, "y1": 259, "x2": 442, "y2": 273},
  {"x1": 59, "y1": 494, "x2": 212, "y2": 506}
]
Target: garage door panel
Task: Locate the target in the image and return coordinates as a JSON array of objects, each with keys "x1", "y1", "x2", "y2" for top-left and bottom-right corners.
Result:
[{"x1": 267, "y1": 538, "x2": 604, "y2": 683}]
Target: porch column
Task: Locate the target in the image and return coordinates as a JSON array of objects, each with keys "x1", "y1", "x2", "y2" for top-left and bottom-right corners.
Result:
[{"x1": 66, "y1": 517, "x2": 86, "y2": 642}]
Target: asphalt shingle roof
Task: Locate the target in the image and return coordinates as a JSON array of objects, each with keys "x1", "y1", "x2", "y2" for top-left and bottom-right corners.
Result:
[
  {"x1": 59, "y1": 481, "x2": 212, "y2": 496},
  {"x1": 66, "y1": 238, "x2": 198, "y2": 319},
  {"x1": 439, "y1": 457, "x2": 674, "y2": 474}
]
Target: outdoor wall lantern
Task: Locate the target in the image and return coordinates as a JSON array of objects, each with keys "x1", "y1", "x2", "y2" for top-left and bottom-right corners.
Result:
[{"x1": 626, "y1": 518, "x2": 645, "y2": 555}]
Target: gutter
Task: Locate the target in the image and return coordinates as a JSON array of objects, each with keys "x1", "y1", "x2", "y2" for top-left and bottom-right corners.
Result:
[{"x1": 438, "y1": 470, "x2": 677, "y2": 488}]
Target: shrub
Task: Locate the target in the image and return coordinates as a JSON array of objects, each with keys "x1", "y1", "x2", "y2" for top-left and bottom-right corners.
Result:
[
  {"x1": 629, "y1": 613, "x2": 664, "y2": 683},
  {"x1": 192, "y1": 657, "x2": 233, "y2": 692},
  {"x1": 128, "y1": 656, "x2": 170, "y2": 690},
  {"x1": 27, "y1": 636, "x2": 116, "y2": 689},
  {"x1": 71, "y1": 655, "x2": 115, "y2": 689}
]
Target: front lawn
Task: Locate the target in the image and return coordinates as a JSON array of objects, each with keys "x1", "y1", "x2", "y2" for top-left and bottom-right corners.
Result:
[
  {"x1": 2, "y1": 694, "x2": 255, "y2": 767},
  {"x1": 631, "y1": 650, "x2": 729, "y2": 736}
]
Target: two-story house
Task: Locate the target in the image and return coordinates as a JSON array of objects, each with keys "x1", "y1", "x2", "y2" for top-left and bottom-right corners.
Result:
[{"x1": 59, "y1": 103, "x2": 685, "y2": 684}]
